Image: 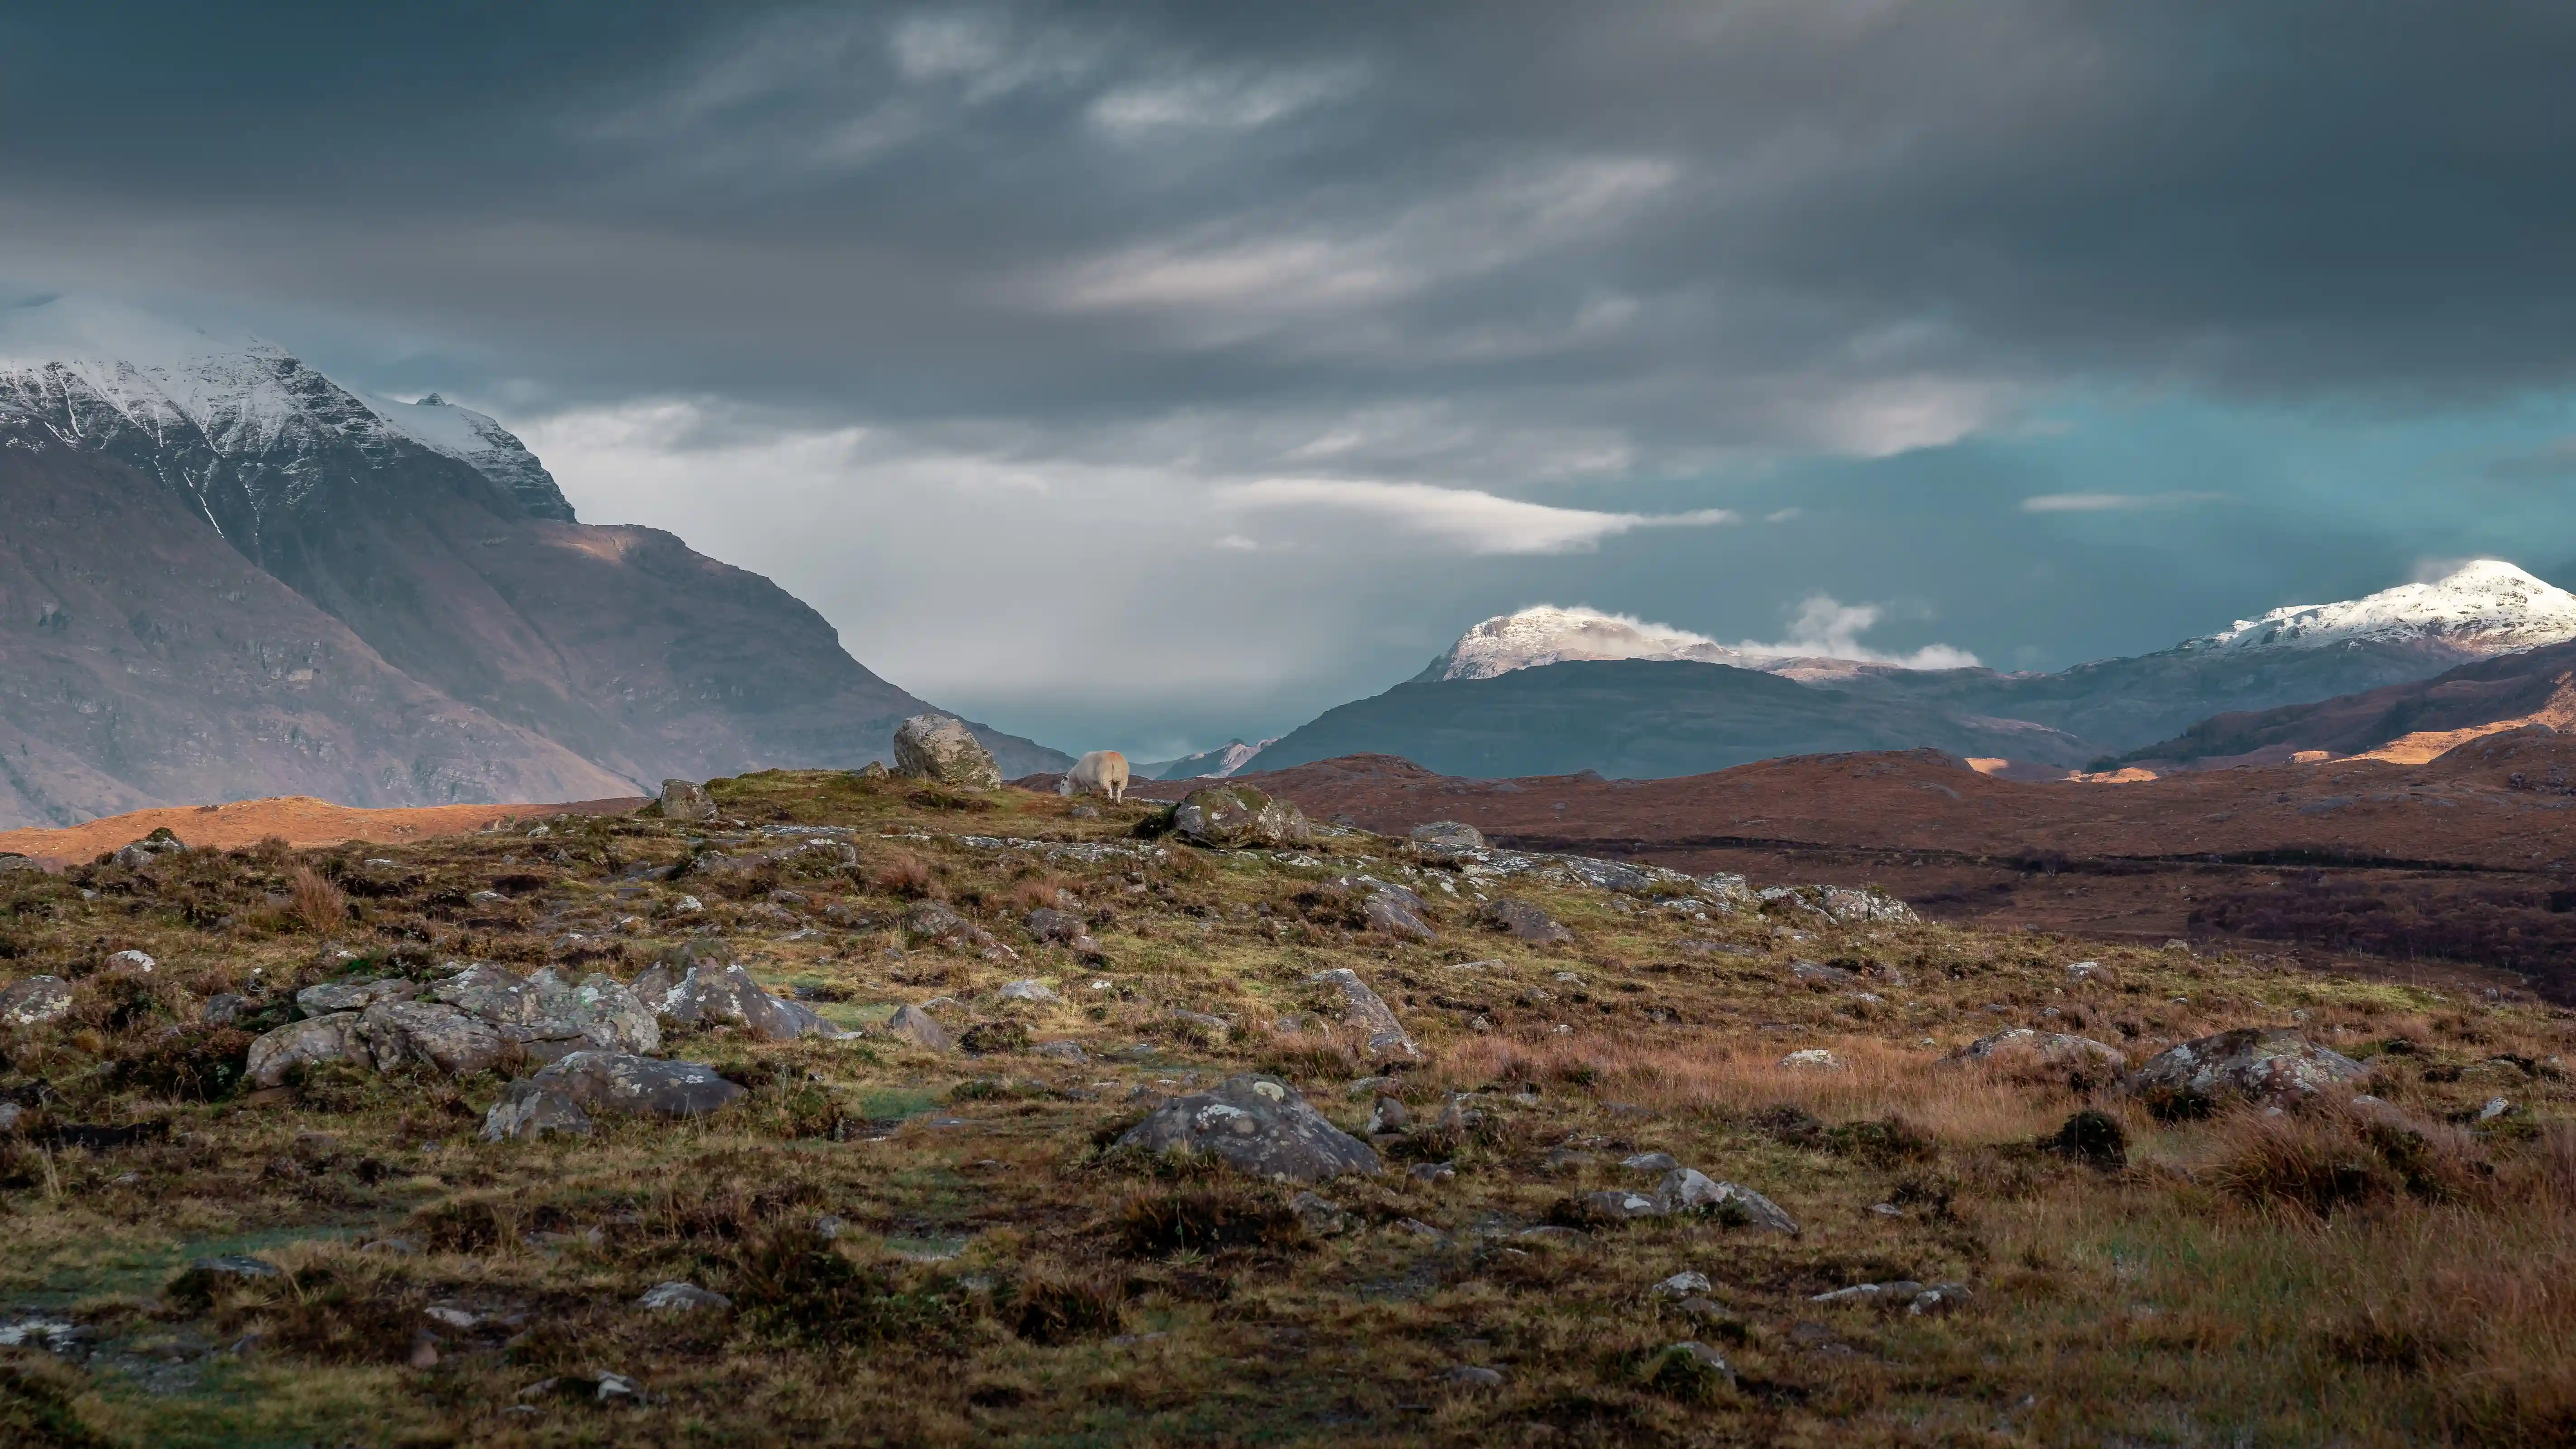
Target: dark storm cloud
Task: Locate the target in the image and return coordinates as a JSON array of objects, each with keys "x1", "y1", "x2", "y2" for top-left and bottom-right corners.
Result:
[{"x1": 7, "y1": 1, "x2": 2576, "y2": 452}]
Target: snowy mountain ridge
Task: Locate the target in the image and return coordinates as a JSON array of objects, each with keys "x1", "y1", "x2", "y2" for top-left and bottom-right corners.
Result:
[
  {"x1": 1418, "y1": 605, "x2": 1769, "y2": 681},
  {"x1": 2182, "y1": 560, "x2": 2576, "y2": 657},
  {"x1": 0, "y1": 293, "x2": 574, "y2": 524}
]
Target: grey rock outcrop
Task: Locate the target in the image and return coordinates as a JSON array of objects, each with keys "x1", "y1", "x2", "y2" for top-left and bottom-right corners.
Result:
[
  {"x1": 245, "y1": 1012, "x2": 369, "y2": 1087},
  {"x1": 113, "y1": 831, "x2": 187, "y2": 870},
  {"x1": 296, "y1": 977, "x2": 419, "y2": 1017},
  {"x1": 434, "y1": 963, "x2": 662, "y2": 1059},
  {"x1": 358, "y1": 1000, "x2": 505, "y2": 1077},
  {"x1": 1114, "y1": 1074, "x2": 1380, "y2": 1184},
  {"x1": 1309, "y1": 968, "x2": 1418, "y2": 1060},
  {"x1": 0, "y1": 975, "x2": 74, "y2": 1026},
  {"x1": 1481, "y1": 898, "x2": 1571, "y2": 944},
  {"x1": 637, "y1": 1282, "x2": 732, "y2": 1313},
  {"x1": 1170, "y1": 784, "x2": 1311, "y2": 849},
  {"x1": 893, "y1": 715, "x2": 1003, "y2": 790},
  {"x1": 2130, "y1": 1028, "x2": 2368, "y2": 1110},
  {"x1": 886, "y1": 1003, "x2": 954, "y2": 1053},
  {"x1": 481, "y1": 1050, "x2": 747, "y2": 1142},
  {"x1": 1655, "y1": 1170, "x2": 1800, "y2": 1233},
  {"x1": 660, "y1": 779, "x2": 715, "y2": 823},
  {"x1": 638, "y1": 961, "x2": 840, "y2": 1041},
  {"x1": 1024, "y1": 907, "x2": 1083, "y2": 944},
  {"x1": 1408, "y1": 821, "x2": 1487, "y2": 855},
  {"x1": 1956, "y1": 1028, "x2": 2127, "y2": 1082}
]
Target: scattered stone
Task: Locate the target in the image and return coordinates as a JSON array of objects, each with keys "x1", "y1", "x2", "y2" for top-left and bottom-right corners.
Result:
[
  {"x1": 637, "y1": 1282, "x2": 733, "y2": 1313},
  {"x1": 245, "y1": 1011, "x2": 369, "y2": 1087},
  {"x1": 1650, "y1": 1340, "x2": 1736, "y2": 1390},
  {"x1": 642, "y1": 961, "x2": 840, "y2": 1041},
  {"x1": 0, "y1": 975, "x2": 74, "y2": 1026},
  {"x1": 853, "y1": 760, "x2": 891, "y2": 781},
  {"x1": 424, "y1": 1306, "x2": 480, "y2": 1330},
  {"x1": 113, "y1": 831, "x2": 187, "y2": 869},
  {"x1": 1778, "y1": 1048, "x2": 1843, "y2": 1071},
  {"x1": 960, "y1": 1020, "x2": 1032, "y2": 1054},
  {"x1": 1113, "y1": 1074, "x2": 1380, "y2": 1184},
  {"x1": 892, "y1": 715, "x2": 1003, "y2": 790},
  {"x1": 1409, "y1": 1161, "x2": 1458, "y2": 1185},
  {"x1": 1652, "y1": 1271, "x2": 1713, "y2": 1298},
  {"x1": 1169, "y1": 784, "x2": 1312, "y2": 849},
  {"x1": 1395, "y1": 1217, "x2": 1447, "y2": 1241},
  {"x1": 1789, "y1": 959, "x2": 1855, "y2": 986},
  {"x1": 1674, "y1": 1297, "x2": 1734, "y2": 1327},
  {"x1": 1481, "y1": 898, "x2": 1572, "y2": 944},
  {"x1": 886, "y1": 1003, "x2": 955, "y2": 1053},
  {"x1": 2129, "y1": 1028, "x2": 2368, "y2": 1114},
  {"x1": 1438, "y1": 1364, "x2": 1505, "y2": 1388},
  {"x1": 1367, "y1": 1095, "x2": 1410, "y2": 1134},
  {"x1": 0, "y1": 1103, "x2": 21, "y2": 1134},
  {"x1": 1655, "y1": 1170, "x2": 1800, "y2": 1233},
  {"x1": 1869, "y1": 1203, "x2": 1903, "y2": 1217},
  {"x1": 1581, "y1": 1189, "x2": 1663, "y2": 1220},
  {"x1": 1910, "y1": 1283, "x2": 1972, "y2": 1316},
  {"x1": 1621, "y1": 1151, "x2": 1679, "y2": 1174},
  {"x1": 1168, "y1": 1009, "x2": 1231, "y2": 1045},
  {"x1": 1289, "y1": 1190, "x2": 1352, "y2": 1236},
  {"x1": 1957, "y1": 1028, "x2": 2128, "y2": 1083},
  {"x1": 104, "y1": 949, "x2": 156, "y2": 972},
  {"x1": 2066, "y1": 960, "x2": 2101, "y2": 979},
  {"x1": 659, "y1": 779, "x2": 714, "y2": 823},
  {"x1": 1361, "y1": 884, "x2": 1438, "y2": 941},
  {"x1": 2479, "y1": 1096, "x2": 2515, "y2": 1123},
  {"x1": 1309, "y1": 968, "x2": 1419, "y2": 1060},
  {"x1": 1516, "y1": 1225, "x2": 1583, "y2": 1245},
  {"x1": 1409, "y1": 821, "x2": 1488, "y2": 855},
  {"x1": 1024, "y1": 908, "x2": 1083, "y2": 944},
  {"x1": 1033, "y1": 1039, "x2": 1087, "y2": 1062},
  {"x1": 1541, "y1": 1147, "x2": 1596, "y2": 1175}
]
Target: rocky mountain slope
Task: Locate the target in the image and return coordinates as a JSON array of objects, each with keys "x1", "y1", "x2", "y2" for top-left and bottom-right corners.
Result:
[
  {"x1": 1242, "y1": 562, "x2": 2576, "y2": 780},
  {"x1": 0, "y1": 296, "x2": 1067, "y2": 826},
  {"x1": 2118, "y1": 637, "x2": 2576, "y2": 767}
]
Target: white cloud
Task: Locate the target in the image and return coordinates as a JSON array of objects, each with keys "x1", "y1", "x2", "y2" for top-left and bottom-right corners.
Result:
[
  {"x1": 1735, "y1": 594, "x2": 1981, "y2": 669},
  {"x1": 2021, "y1": 491, "x2": 2228, "y2": 513},
  {"x1": 1089, "y1": 64, "x2": 1362, "y2": 138},
  {"x1": 1218, "y1": 477, "x2": 1735, "y2": 555}
]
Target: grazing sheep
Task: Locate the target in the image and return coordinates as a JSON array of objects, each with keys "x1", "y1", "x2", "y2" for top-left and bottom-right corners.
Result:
[{"x1": 1068, "y1": 750, "x2": 1130, "y2": 802}]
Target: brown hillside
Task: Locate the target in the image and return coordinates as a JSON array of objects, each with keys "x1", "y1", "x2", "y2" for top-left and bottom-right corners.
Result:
[{"x1": 0, "y1": 792, "x2": 644, "y2": 868}]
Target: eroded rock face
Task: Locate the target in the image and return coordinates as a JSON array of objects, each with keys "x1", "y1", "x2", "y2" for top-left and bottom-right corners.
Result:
[
  {"x1": 1344, "y1": 879, "x2": 1437, "y2": 941},
  {"x1": 1481, "y1": 898, "x2": 1571, "y2": 944},
  {"x1": 660, "y1": 779, "x2": 715, "y2": 824},
  {"x1": 500, "y1": 1050, "x2": 746, "y2": 1124},
  {"x1": 892, "y1": 715, "x2": 1003, "y2": 790},
  {"x1": 2131, "y1": 1028, "x2": 2368, "y2": 1111},
  {"x1": 1114, "y1": 1074, "x2": 1380, "y2": 1184},
  {"x1": 1171, "y1": 784, "x2": 1311, "y2": 849},
  {"x1": 358, "y1": 1000, "x2": 505, "y2": 1077},
  {"x1": 245, "y1": 1012, "x2": 368, "y2": 1087},
  {"x1": 1309, "y1": 968, "x2": 1418, "y2": 1060},
  {"x1": 0, "y1": 975, "x2": 74, "y2": 1026}
]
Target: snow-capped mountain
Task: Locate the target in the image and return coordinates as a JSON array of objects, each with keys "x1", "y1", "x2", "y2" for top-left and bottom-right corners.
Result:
[
  {"x1": 1150, "y1": 737, "x2": 1280, "y2": 779},
  {"x1": 1415, "y1": 605, "x2": 1759, "y2": 681},
  {"x1": 2183, "y1": 560, "x2": 2576, "y2": 658},
  {"x1": 0, "y1": 294, "x2": 575, "y2": 543}
]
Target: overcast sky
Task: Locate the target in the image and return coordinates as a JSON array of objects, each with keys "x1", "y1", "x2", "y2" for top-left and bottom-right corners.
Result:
[{"x1": 8, "y1": 2, "x2": 2576, "y2": 757}]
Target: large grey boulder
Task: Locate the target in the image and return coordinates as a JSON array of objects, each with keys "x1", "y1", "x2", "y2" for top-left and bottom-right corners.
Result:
[
  {"x1": 1171, "y1": 784, "x2": 1311, "y2": 849},
  {"x1": 1309, "y1": 968, "x2": 1418, "y2": 1060},
  {"x1": 634, "y1": 962, "x2": 840, "y2": 1041},
  {"x1": 113, "y1": 831, "x2": 186, "y2": 870},
  {"x1": 1114, "y1": 1074, "x2": 1380, "y2": 1184},
  {"x1": 1956, "y1": 1028, "x2": 2127, "y2": 1084},
  {"x1": 482, "y1": 1050, "x2": 747, "y2": 1142},
  {"x1": 660, "y1": 779, "x2": 715, "y2": 824},
  {"x1": 1654, "y1": 1170, "x2": 1800, "y2": 1234},
  {"x1": 892, "y1": 715, "x2": 1003, "y2": 790},
  {"x1": 245, "y1": 1012, "x2": 369, "y2": 1087},
  {"x1": 358, "y1": 1000, "x2": 505, "y2": 1077},
  {"x1": 0, "y1": 975, "x2": 74, "y2": 1026},
  {"x1": 1758, "y1": 883, "x2": 1919, "y2": 925},
  {"x1": 2131, "y1": 1028, "x2": 2368, "y2": 1111},
  {"x1": 1409, "y1": 821, "x2": 1486, "y2": 855},
  {"x1": 1481, "y1": 898, "x2": 1572, "y2": 944},
  {"x1": 429, "y1": 963, "x2": 661, "y2": 1060},
  {"x1": 885, "y1": 1003, "x2": 953, "y2": 1053},
  {"x1": 296, "y1": 977, "x2": 418, "y2": 1017},
  {"x1": 480, "y1": 1084, "x2": 595, "y2": 1141}
]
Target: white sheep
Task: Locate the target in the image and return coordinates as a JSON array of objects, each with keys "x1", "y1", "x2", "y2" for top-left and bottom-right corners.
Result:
[{"x1": 1068, "y1": 750, "x2": 1130, "y2": 802}]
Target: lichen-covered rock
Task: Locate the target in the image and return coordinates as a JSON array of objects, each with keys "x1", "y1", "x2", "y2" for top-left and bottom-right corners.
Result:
[
  {"x1": 2130, "y1": 1028, "x2": 2368, "y2": 1112},
  {"x1": 886, "y1": 1003, "x2": 953, "y2": 1053},
  {"x1": 1758, "y1": 883, "x2": 1918, "y2": 925},
  {"x1": 1655, "y1": 1170, "x2": 1800, "y2": 1233},
  {"x1": 0, "y1": 974, "x2": 74, "y2": 1026},
  {"x1": 296, "y1": 976, "x2": 419, "y2": 1018},
  {"x1": 1309, "y1": 968, "x2": 1418, "y2": 1060},
  {"x1": 1023, "y1": 908, "x2": 1083, "y2": 944},
  {"x1": 358, "y1": 1000, "x2": 505, "y2": 1077},
  {"x1": 998, "y1": 978, "x2": 1062, "y2": 1003},
  {"x1": 480, "y1": 1083, "x2": 596, "y2": 1142},
  {"x1": 1114, "y1": 1074, "x2": 1380, "y2": 1184},
  {"x1": 644, "y1": 962, "x2": 841, "y2": 1041},
  {"x1": 1171, "y1": 784, "x2": 1311, "y2": 849},
  {"x1": 660, "y1": 779, "x2": 715, "y2": 824},
  {"x1": 113, "y1": 830, "x2": 187, "y2": 870},
  {"x1": 506, "y1": 1050, "x2": 747, "y2": 1121},
  {"x1": 245, "y1": 1012, "x2": 368, "y2": 1087},
  {"x1": 1481, "y1": 898, "x2": 1571, "y2": 944},
  {"x1": 853, "y1": 760, "x2": 891, "y2": 781},
  {"x1": 1409, "y1": 821, "x2": 1486, "y2": 855},
  {"x1": 892, "y1": 715, "x2": 1003, "y2": 790},
  {"x1": 1956, "y1": 1028, "x2": 2127, "y2": 1086},
  {"x1": 428, "y1": 962, "x2": 663, "y2": 1059}
]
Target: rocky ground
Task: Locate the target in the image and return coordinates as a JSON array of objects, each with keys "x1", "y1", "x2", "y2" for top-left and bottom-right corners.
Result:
[{"x1": 1, "y1": 769, "x2": 2572, "y2": 1446}]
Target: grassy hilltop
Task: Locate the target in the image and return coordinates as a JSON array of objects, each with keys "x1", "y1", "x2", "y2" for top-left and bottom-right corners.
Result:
[{"x1": 2, "y1": 769, "x2": 2572, "y2": 1447}]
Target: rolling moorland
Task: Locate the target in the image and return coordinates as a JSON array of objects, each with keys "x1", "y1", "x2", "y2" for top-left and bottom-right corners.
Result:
[{"x1": 1, "y1": 767, "x2": 2571, "y2": 1446}]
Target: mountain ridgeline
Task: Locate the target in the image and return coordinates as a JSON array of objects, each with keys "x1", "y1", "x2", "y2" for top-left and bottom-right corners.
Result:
[{"x1": 0, "y1": 297, "x2": 1068, "y2": 828}]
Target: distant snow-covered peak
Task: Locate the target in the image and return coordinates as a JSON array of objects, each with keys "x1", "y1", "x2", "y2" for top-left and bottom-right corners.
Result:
[
  {"x1": 1421, "y1": 605, "x2": 1755, "y2": 681},
  {"x1": 2188, "y1": 560, "x2": 2576, "y2": 657},
  {"x1": 364, "y1": 392, "x2": 576, "y2": 522}
]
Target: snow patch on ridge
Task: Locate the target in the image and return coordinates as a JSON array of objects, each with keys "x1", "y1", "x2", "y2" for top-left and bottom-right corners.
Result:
[
  {"x1": 1421, "y1": 602, "x2": 1982, "y2": 682},
  {"x1": 2187, "y1": 561, "x2": 2576, "y2": 658}
]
